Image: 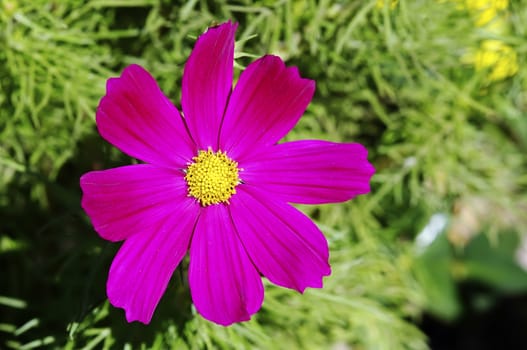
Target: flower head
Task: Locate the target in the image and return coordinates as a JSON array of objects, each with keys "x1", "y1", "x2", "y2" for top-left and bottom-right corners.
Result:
[
  {"x1": 461, "y1": 0, "x2": 508, "y2": 26},
  {"x1": 80, "y1": 21, "x2": 375, "y2": 326},
  {"x1": 376, "y1": 0, "x2": 399, "y2": 9},
  {"x1": 474, "y1": 39, "x2": 518, "y2": 81},
  {"x1": 464, "y1": 39, "x2": 518, "y2": 82}
]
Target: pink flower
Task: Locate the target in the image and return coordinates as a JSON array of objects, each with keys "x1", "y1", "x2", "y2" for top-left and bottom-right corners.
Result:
[{"x1": 80, "y1": 21, "x2": 375, "y2": 326}]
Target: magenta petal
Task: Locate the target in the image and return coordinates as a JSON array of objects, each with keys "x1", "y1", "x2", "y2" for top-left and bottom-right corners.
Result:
[
  {"x1": 240, "y1": 140, "x2": 375, "y2": 204},
  {"x1": 182, "y1": 21, "x2": 237, "y2": 149},
  {"x1": 107, "y1": 197, "x2": 199, "y2": 324},
  {"x1": 188, "y1": 204, "x2": 264, "y2": 326},
  {"x1": 219, "y1": 55, "x2": 315, "y2": 160},
  {"x1": 230, "y1": 186, "x2": 331, "y2": 292},
  {"x1": 97, "y1": 64, "x2": 195, "y2": 168},
  {"x1": 80, "y1": 164, "x2": 191, "y2": 242}
]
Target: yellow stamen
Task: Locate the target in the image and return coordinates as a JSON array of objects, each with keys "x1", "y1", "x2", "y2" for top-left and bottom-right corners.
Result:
[{"x1": 185, "y1": 148, "x2": 240, "y2": 206}]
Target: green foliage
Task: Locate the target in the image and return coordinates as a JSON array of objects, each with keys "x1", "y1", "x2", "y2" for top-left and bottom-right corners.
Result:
[{"x1": 1, "y1": 0, "x2": 526, "y2": 349}]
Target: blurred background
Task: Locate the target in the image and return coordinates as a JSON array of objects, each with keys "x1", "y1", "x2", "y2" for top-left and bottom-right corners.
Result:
[{"x1": 1, "y1": 0, "x2": 526, "y2": 349}]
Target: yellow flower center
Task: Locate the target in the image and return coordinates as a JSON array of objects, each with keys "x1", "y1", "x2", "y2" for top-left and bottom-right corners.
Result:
[{"x1": 184, "y1": 148, "x2": 240, "y2": 206}]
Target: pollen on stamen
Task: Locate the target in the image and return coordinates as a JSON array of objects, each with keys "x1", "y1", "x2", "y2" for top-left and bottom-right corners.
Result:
[{"x1": 184, "y1": 148, "x2": 240, "y2": 206}]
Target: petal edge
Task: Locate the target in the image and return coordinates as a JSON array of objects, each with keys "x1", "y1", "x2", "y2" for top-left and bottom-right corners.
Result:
[
  {"x1": 96, "y1": 64, "x2": 195, "y2": 167},
  {"x1": 240, "y1": 140, "x2": 375, "y2": 204},
  {"x1": 189, "y1": 204, "x2": 264, "y2": 326},
  {"x1": 230, "y1": 186, "x2": 331, "y2": 293},
  {"x1": 80, "y1": 165, "x2": 191, "y2": 242},
  {"x1": 182, "y1": 21, "x2": 238, "y2": 149},
  {"x1": 107, "y1": 194, "x2": 198, "y2": 324},
  {"x1": 220, "y1": 55, "x2": 315, "y2": 160}
]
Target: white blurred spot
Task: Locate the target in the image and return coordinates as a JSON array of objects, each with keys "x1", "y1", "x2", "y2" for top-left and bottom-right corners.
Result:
[
  {"x1": 515, "y1": 235, "x2": 527, "y2": 271},
  {"x1": 416, "y1": 213, "x2": 448, "y2": 250},
  {"x1": 403, "y1": 156, "x2": 417, "y2": 168}
]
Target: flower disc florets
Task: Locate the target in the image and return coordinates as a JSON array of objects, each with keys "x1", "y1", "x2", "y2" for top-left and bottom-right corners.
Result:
[{"x1": 185, "y1": 148, "x2": 240, "y2": 206}]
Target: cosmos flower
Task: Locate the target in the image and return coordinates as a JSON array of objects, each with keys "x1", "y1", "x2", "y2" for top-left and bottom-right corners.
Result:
[{"x1": 80, "y1": 21, "x2": 375, "y2": 326}]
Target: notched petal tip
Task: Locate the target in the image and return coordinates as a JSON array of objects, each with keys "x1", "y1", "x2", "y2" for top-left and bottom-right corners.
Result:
[
  {"x1": 79, "y1": 171, "x2": 92, "y2": 186},
  {"x1": 355, "y1": 144, "x2": 376, "y2": 194},
  {"x1": 297, "y1": 266, "x2": 332, "y2": 294},
  {"x1": 207, "y1": 19, "x2": 238, "y2": 32},
  {"x1": 79, "y1": 171, "x2": 95, "y2": 213},
  {"x1": 258, "y1": 54, "x2": 316, "y2": 92},
  {"x1": 104, "y1": 64, "x2": 149, "y2": 95},
  {"x1": 283, "y1": 58, "x2": 316, "y2": 91},
  {"x1": 111, "y1": 299, "x2": 152, "y2": 325},
  {"x1": 212, "y1": 312, "x2": 252, "y2": 327}
]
